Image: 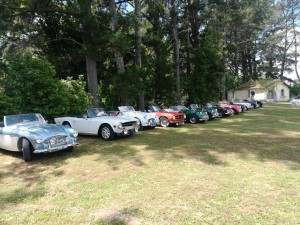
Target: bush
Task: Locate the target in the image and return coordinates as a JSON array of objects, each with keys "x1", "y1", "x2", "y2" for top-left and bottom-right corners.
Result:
[
  {"x1": 60, "y1": 75, "x2": 93, "y2": 115},
  {"x1": 290, "y1": 81, "x2": 300, "y2": 98},
  {"x1": 0, "y1": 93, "x2": 17, "y2": 118},
  {"x1": 1, "y1": 51, "x2": 92, "y2": 120}
]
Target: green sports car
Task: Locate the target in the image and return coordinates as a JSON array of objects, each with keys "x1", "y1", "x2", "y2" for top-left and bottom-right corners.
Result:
[{"x1": 170, "y1": 105, "x2": 209, "y2": 124}]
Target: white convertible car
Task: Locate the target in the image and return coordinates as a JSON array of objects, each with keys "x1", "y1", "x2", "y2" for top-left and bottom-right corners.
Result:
[
  {"x1": 117, "y1": 106, "x2": 159, "y2": 130},
  {"x1": 54, "y1": 108, "x2": 139, "y2": 140}
]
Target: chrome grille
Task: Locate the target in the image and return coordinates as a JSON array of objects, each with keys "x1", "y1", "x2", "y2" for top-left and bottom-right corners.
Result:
[
  {"x1": 122, "y1": 121, "x2": 136, "y2": 127},
  {"x1": 45, "y1": 136, "x2": 68, "y2": 145}
]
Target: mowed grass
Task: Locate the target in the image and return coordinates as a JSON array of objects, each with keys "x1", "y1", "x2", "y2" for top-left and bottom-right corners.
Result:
[{"x1": 0, "y1": 103, "x2": 300, "y2": 224}]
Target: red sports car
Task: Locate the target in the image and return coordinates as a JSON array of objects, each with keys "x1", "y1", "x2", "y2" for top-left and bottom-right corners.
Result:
[
  {"x1": 218, "y1": 103, "x2": 242, "y2": 115},
  {"x1": 147, "y1": 105, "x2": 186, "y2": 127}
]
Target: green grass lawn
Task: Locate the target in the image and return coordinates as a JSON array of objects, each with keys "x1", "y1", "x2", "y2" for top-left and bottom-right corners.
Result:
[{"x1": 1, "y1": 103, "x2": 300, "y2": 224}]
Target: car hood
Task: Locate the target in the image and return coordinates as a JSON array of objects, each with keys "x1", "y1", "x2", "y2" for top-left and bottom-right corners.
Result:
[
  {"x1": 94, "y1": 116, "x2": 137, "y2": 123},
  {"x1": 16, "y1": 123, "x2": 68, "y2": 137},
  {"x1": 160, "y1": 111, "x2": 184, "y2": 116},
  {"x1": 119, "y1": 111, "x2": 155, "y2": 118}
]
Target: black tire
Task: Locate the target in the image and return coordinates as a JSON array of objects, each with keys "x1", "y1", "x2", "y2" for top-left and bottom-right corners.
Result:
[
  {"x1": 160, "y1": 117, "x2": 170, "y2": 127},
  {"x1": 233, "y1": 109, "x2": 239, "y2": 115},
  {"x1": 22, "y1": 138, "x2": 32, "y2": 162},
  {"x1": 189, "y1": 115, "x2": 198, "y2": 124},
  {"x1": 220, "y1": 112, "x2": 225, "y2": 117},
  {"x1": 65, "y1": 146, "x2": 74, "y2": 152},
  {"x1": 99, "y1": 124, "x2": 115, "y2": 140},
  {"x1": 62, "y1": 122, "x2": 71, "y2": 128},
  {"x1": 137, "y1": 119, "x2": 143, "y2": 131}
]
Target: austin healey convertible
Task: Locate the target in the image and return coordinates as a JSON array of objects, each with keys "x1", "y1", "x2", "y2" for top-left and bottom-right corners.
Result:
[
  {"x1": 54, "y1": 108, "x2": 139, "y2": 140},
  {"x1": 0, "y1": 113, "x2": 79, "y2": 162}
]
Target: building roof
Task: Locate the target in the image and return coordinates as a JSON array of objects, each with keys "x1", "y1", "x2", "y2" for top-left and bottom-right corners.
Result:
[{"x1": 232, "y1": 79, "x2": 288, "y2": 91}]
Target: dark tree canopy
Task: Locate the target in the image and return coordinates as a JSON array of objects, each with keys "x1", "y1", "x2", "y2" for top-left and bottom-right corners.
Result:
[{"x1": 0, "y1": 0, "x2": 299, "y2": 114}]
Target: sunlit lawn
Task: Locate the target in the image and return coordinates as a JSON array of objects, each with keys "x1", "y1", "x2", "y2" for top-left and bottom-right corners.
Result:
[{"x1": 1, "y1": 103, "x2": 300, "y2": 224}]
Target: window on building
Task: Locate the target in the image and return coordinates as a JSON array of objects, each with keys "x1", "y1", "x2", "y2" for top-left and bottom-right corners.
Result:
[{"x1": 281, "y1": 89, "x2": 285, "y2": 97}]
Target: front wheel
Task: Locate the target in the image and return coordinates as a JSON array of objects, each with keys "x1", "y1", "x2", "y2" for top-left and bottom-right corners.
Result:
[
  {"x1": 99, "y1": 125, "x2": 115, "y2": 140},
  {"x1": 160, "y1": 117, "x2": 170, "y2": 127},
  {"x1": 189, "y1": 115, "x2": 198, "y2": 124},
  {"x1": 137, "y1": 119, "x2": 143, "y2": 131},
  {"x1": 22, "y1": 138, "x2": 32, "y2": 162}
]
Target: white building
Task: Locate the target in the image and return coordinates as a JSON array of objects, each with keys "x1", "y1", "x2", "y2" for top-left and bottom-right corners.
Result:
[{"x1": 228, "y1": 79, "x2": 290, "y2": 102}]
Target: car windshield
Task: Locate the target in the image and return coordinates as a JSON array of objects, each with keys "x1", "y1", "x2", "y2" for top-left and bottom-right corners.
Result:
[
  {"x1": 118, "y1": 106, "x2": 135, "y2": 112},
  {"x1": 87, "y1": 108, "x2": 109, "y2": 118},
  {"x1": 189, "y1": 104, "x2": 198, "y2": 110},
  {"x1": 5, "y1": 114, "x2": 45, "y2": 126},
  {"x1": 149, "y1": 105, "x2": 161, "y2": 112},
  {"x1": 177, "y1": 105, "x2": 188, "y2": 110},
  {"x1": 164, "y1": 108, "x2": 177, "y2": 112}
]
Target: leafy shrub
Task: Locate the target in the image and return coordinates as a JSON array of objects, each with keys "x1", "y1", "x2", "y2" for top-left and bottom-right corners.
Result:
[
  {"x1": 0, "y1": 93, "x2": 17, "y2": 118},
  {"x1": 60, "y1": 75, "x2": 93, "y2": 115},
  {"x1": 290, "y1": 81, "x2": 300, "y2": 98},
  {"x1": 1, "y1": 50, "x2": 92, "y2": 120}
]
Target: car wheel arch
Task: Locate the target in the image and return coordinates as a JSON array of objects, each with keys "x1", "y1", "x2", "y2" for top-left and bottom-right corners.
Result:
[
  {"x1": 62, "y1": 121, "x2": 72, "y2": 127},
  {"x1": 135, "y1": 117, "x2": 143, "y2": 130},
  {"x1": 98, "y1": 123, "x2": 115, "y2": 140},
  {"x1": 17, "y1": 137, "x2": 33, "y2": 151},
  {"x1": 20, "y1": 138, "x2": 34, "y2": 162},
  {"x1": 159, "y1": 117, "x2": 170, "y2": 127}
]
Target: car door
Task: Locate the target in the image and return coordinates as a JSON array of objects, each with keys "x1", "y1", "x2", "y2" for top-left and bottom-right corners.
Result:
[
  {"x1": 0, "y1": 126, "x2": 19, "y2": 151},
  {"x1": 70, "y1": 117, "x2": 93, "y2": 135}
]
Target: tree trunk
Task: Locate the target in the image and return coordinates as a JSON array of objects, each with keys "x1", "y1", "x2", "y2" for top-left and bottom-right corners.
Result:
[
  {"x1": 79, "y1": 0, "x2": 99, "y2": 107},
  {"x1": 86, "y1": 54, "x2": 99, "y2": 107},
  {"x1": 171, "y1": 0, "x2": 181, "y2": 104},
  {"x1": 135, "y1": 0, "x2": 145, "y2": 111},
  {"x1": 280, "y1": 24, "x2": 289, "y2": 80},
  {"x1": 109, "y1": 0, "x2": 128, "y2": 105}
]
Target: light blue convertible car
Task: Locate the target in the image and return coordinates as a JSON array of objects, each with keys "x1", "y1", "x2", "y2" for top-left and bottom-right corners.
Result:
[{"x1": 0, "y1": 113, "x2": 79, "y2": 162}]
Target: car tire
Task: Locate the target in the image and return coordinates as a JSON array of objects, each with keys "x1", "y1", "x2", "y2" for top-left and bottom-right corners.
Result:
[
  {"x1": 160, "y1": 117, "x2": 170, "y2": 127},
  {"x1": 99, "y1": 124, "x2": 115, "y2": 140},
  {"x1": 137, "y1": 119, "x2": 143, "y2": 131},
  {"x1": 218, "y1": 110, "x2": 225, "y2": 117},
  {"x1": 189, "y1": 115, "x2": 198, "y2": 124},
  {"x1": 22, "y1": 138, "x2": 32, "y2": 162}
]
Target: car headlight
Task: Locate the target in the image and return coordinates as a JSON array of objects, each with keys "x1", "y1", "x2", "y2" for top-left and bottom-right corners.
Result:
[
  {"x1": 71, "y1": 129, "x2": 78, "y2": 137},
  {"x1": 184, "y1": 115, "x2": 186, "y2": 118},
  {"x1": 136, "y1": 120, "x2": 140, "y2": 125},
  {"x1": 35, "y1": 135, "x2": 43, "y2": 144},
  {"x1": 118, "y1": 123, "x2": 123, "y2": 129},
  {"x1": 144, "y1": 115, "x2": 147, "y2": 119}
]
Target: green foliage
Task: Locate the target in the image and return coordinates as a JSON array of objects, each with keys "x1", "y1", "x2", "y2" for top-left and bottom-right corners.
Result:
[
  {"x1": 2, "y1": 50, "x2": 69, "y2": 119},
  {"x1": 186, "y1": 33, "x2": 225, "y2": 104},
  {"x1": 60, "y1": 75, "x2": 93, "y2": 114},
  {"x1": 0, "y1": 93, "x2": 17, "y2": 118},
  {"x1": 100, "y1": 66, "x2": 154, "y2": 109},
  {"x1": 1, "y1": 50, "x2": 91, "y2": 119},
  {"x1": 290, "y1": 81, "x2": 300, "y2": 98}
]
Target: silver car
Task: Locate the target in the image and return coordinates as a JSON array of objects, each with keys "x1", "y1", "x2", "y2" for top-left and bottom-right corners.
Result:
[{"x1": 0, "y1": 113, "x2": 79, "y2": 162}]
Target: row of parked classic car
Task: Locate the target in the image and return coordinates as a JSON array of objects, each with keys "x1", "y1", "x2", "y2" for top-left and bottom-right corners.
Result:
[{"x1": 0, "y1": 99, "x2": 263, "y2": 162}]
